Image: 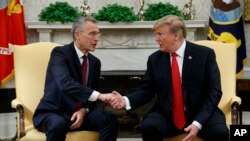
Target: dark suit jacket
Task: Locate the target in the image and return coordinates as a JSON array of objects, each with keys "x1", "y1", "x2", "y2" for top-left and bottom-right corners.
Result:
[
  {"x1": 33, "y1": 42, "x2": 101, "y2": 128},
  {"x1": 127, "y1": 41, "x2": 225, "y2": 126}
]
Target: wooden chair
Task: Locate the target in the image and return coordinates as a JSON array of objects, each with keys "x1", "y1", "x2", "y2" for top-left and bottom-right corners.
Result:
[
  {"x1": 11, "y1": 42, "x2": 99, "y2": 141},
  {"x1": 164, "y1": 40, "x2": 241, "y2": 141}
]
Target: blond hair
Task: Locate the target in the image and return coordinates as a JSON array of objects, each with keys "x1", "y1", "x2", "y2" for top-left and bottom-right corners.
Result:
[{"x1": 153, "y1": 15, "x2": 187, "y2": 38}]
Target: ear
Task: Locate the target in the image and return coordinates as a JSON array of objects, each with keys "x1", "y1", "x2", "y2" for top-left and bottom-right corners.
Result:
[
  {"x1": 74, "y1": 32, "x2": 80, "y2": 40},
  {"x1": 173, "y1": 33, "x2": 180, "y2": 40}
]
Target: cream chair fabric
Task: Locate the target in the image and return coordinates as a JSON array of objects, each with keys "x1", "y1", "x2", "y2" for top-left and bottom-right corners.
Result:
[
  {"x1": 11, "y1": 42, "x2": 99, "y2": 141},
  {"x1": 195, "y1": 40, "x2": 241, "y2": 126},
  {"x1": 164, "y1": 40, "x2": 241, "y2": 141}
]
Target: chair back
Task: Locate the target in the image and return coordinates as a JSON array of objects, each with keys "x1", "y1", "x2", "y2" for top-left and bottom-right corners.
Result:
[
  {"x1": 194, "y1": 40, "x2": 237, "y2": 126},
  {"x1": 13, "y1": 42, "x2": 61, "y2": 129}
]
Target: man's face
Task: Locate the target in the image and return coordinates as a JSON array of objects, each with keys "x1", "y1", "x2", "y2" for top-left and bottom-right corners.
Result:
[
  {"x1": 75, "y1": 21, "x2": 100, "y2": 53},
  {"x1": 154, "y1": 25, "x2": 177, "y2": 53}
]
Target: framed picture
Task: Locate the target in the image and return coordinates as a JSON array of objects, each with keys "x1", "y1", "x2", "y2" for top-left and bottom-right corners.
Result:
[{"x1": 245, "y1": 0, "x2": 250, "y2": 22}]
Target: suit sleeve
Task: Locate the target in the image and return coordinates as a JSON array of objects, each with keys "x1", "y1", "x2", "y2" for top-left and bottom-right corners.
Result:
[{"x1": 127, "y1": 55, "x2": 156, "y2": 109}]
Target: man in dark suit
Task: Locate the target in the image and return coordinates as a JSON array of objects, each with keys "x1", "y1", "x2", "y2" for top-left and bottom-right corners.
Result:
[
  {"x1": 110, "y1": 15, "x2": 229, "y2": 141},
  {"x1": 33, "y1": 17, "x2": 119, "y2": 141}
]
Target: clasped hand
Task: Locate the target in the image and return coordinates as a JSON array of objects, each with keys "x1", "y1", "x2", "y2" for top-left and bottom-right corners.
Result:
[{"x1": 98, "y1": 91, "x2": 125, "y2": 109}]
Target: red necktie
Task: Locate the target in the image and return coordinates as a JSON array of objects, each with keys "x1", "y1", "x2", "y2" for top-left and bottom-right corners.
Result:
[
  {"x1": 82, "y1": 55, "x2": 87, "y2": 86},
  {"x1": 74, "y1": 55, "x2": 87, "y2": 111},
  {"x1": 171, "y1": 53, "x2": 186, "y2": 130}
]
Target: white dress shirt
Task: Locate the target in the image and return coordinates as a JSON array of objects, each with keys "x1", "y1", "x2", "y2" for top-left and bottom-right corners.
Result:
[{"x1": 74, "y1": 44, "x2": 99, "y2": 101}]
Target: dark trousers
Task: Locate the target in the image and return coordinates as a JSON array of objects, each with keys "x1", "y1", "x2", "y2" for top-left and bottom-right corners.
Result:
[
  {"x1": 140, "y1": 111, "x2": 229, "y2": 141},
  {"x1": 38, "y1": 109, "x2": 119, "y2": 141}
]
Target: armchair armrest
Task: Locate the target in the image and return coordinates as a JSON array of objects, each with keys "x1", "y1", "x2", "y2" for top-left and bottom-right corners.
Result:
[
  {"x1": 230, "y1": 96, "x2": 241, "y2": 125},
  {"x1": 11, "y1": 98, "x2": 23, "y2": 108},
  {"x1": 11, "y1": 98, "x2": 26, "y2": 139}
]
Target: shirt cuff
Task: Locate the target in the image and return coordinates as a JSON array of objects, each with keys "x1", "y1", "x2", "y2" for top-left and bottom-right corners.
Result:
[
  {"x1": 192, "y1": 120, "x2": 202, "y2": 130},
  {"x1": 88, "y1": 91, "x2": 99, "y2": 101},
  {"x1": 123, "y1": 96, "x2": 131, "y2": 110}
]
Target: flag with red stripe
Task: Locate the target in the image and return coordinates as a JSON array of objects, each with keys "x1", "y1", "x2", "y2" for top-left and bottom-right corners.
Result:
[{"x1": 0, "y1": 0, "x2": 26, "y2": 86}]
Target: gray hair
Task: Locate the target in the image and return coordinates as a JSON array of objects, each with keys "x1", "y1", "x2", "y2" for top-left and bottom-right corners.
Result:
[
  {"x1": 71, "y1": 17, "x2": 96, "y2": 40},
  {"x1": 153, "y1": 15, "x2": 187, "y2": 38}
]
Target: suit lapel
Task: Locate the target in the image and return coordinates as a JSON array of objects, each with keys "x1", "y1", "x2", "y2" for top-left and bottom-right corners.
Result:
[
  {"x1": 182, "y1": 42, "x2": 195, "y2": 81},
  {"x1": 182, "y1": 41, "x2": 195, "y2": 102},
  {"x1": 68, "y1": 43, "x2": 82, "y2": 80},
  {"x1": 69, "y1": 43, "x2": 96, "y2": 87},
  {"x1": 161, "y1": 53, "x2": 172, "y2": 105}
]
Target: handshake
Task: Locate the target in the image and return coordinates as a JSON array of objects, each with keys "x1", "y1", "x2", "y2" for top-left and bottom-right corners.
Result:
[{"x1": 98, "y1": 91, "x2": 126, "y2": 109}]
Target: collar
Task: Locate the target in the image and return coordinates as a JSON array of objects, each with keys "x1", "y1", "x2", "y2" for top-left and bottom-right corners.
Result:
[
  {"x1": 74, "y1": 43, "x2": 88, "y2": 59},
  {"x1": 174, "y1": 40, "x2": 186, "y2": 58}
]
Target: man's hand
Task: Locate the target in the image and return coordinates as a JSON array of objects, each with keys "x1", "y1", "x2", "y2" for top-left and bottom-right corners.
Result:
[
  {"x1": 97, "y1": 93, "x2": 113, "y2": 103},
  {"x1": 182, "y1": 124, "x2": 200, "y2": 141},
  {"x1": 98, "y1": 91, "x2": 126, "y2": 109},
  {"x1": 70, "y1": 108, "x2": 86, "y2": 130},
  {"x1": 109, "y1": 91, "x2": 126, "y2": 109}
]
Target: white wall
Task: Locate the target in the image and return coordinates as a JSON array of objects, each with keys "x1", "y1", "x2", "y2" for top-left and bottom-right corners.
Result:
[
  {"x1": 22, "y1": 0, "x2": 250, "y2": 68},
  {"x1": 22, "y1": 0, "x2": 211, "y2": 21}
]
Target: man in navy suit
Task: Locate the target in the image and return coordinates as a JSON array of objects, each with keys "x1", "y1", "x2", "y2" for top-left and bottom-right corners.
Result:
[
  {"x1": 33, "y1": 17, "x2": 119, "y2": 141},
  {"x1": 110, "y1": 15, "x2": 229, "y2": 141}
]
